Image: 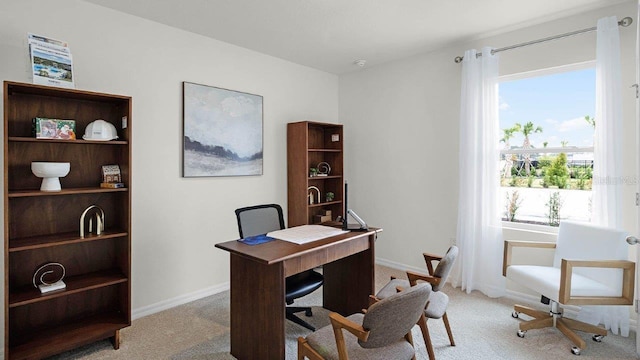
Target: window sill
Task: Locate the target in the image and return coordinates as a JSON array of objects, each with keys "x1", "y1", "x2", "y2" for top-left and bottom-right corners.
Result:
[{"x1": 502, "y1": 221, "x2": 558, "y2": 236}]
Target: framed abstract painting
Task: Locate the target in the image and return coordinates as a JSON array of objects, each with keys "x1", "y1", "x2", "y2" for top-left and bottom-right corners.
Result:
[{"x1": 182, "y1": 82, "x2": 263, "y2": 177}]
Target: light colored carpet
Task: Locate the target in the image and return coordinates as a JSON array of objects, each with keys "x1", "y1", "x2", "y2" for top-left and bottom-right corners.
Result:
[{"x1": 48, "y1": 264, "x2": 638, "y2": 359}]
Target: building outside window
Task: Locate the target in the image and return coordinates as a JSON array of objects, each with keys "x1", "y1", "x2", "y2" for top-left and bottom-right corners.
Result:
[{"x1": 499, "y1": 63, "x2": 595, "y2": 227}]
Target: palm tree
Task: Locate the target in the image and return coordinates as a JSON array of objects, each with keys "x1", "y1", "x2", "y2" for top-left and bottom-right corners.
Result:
[
  {"x1": 561, "y1": 140, "x2": 568, "y2": 147},
  {"x1": 516, "y1": 121, "x2": 543, "y2": 176},
  {"x1": 500, "y1": 124, "x2": 520, "y2": 178},
  {"x1": 584, "y1": 115, "x2": 595, "y2": 128}
]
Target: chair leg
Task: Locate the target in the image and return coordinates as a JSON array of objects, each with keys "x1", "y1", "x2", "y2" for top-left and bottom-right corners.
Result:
[
  {"x1": 442, "y1": 312, "x2": 455, "y2": 346},
  {"x1": 512, "y1": 302, "x2": 608, "y2": 353},
  {"x1": 561, "y1": 317, "x2": 607, "y2": 336},
  {"x1": 556, "y1": 318, "x2": 586, "y2": 350},
  {"x1": 405, "y1": 329, "x2": 416, "y2": 360},
  {"x1": 287, "y1": 307, "x2": 316, "y2": 331},
  {"x1": 519, "y1": 317, "x2": 553, "y2": 331},
  {"x1": 514, "y1": 304, "x2": 549, "y2": 319},
  {"x1": 298, "y1": 336, "x2": 325, "y2": 360},
  {"x1": 417, "y1": 314, "x2": 435, "y2": 360}
]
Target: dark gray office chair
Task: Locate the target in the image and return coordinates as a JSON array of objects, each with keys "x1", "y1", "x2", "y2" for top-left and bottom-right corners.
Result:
[{"x1": 235, "y1": 204, "x2": 324, "y2": 331}]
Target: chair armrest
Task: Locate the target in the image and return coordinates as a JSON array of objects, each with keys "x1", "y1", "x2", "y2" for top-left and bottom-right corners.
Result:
[
  {"x1": 329, "y1": 312, "x2": 370, "y2": 359},
  {"x1": 559, "y1": 259, "x2": 636, "y2": 305},
  {"x1": 406, "y1": 270, "x2": 440, "y2": 287},
  {"x1": 503, "y1": 240, "x2": 556, "y2": 276},
  {"x1": 329, "y1": 312, "x2": 369, "y2": 359},
  {"x1": 330, "y1": 312, "x2": 369, "y2": 340},
  {"x1": 367, "y1": 294, "x2": 380, "y2": 308},
  {"x1": 423, "y1": 252, "x2": 443, "y2": 275}
]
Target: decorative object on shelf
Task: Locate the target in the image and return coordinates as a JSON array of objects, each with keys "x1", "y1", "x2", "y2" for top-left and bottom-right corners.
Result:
[
  {"x1": 308, "y1": 186, "x2": 320, "y2": 205},
  {"x1": 33, "y1": 118, "x2": 76, "y2": 140},
  {"x1": 325, "y1": 191, "x2": 335, "y2": 202},
  {"x1": 31, "y1": 162, "x2": 70, "y2": 192},
  {"x1": 28, "y1": 33, "x2": 74, "y2": 89},
  {"x1": 83, "y1": 119, "x2": 119, "y2": 141},
  {"x1": 317, "y1": 162, "x2": 331, "y2": 176},
  {"x1": 314, "y1": 210, "x2": 332, "y2": 224},
  {"x1": 32, "y1": 262, "x2": 66, "y2": 294},
  {"x1": 102, "y1": 165, "x2": 122, "y2": 183},
  {"x1": 80, "y1": 204, "x2": 105, "y2": 238},
  {"x1": 183, "y1": 82, "x2": 263, "y2": 177},
  {"x1": 101, "y1": 164, "x2": 124, "y2": 188},
  {"x1": 309, "y1": 167, "x2": 318, "y2": 177}
]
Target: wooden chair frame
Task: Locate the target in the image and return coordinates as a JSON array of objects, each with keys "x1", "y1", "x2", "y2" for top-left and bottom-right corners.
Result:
[
  {"x1": 503, "y1": 240, "x2": 635, "y2": 305},
  {"x1": 404, "y1": 252, "x2": 455, "y2": 360},
  {"x1": 299, "y1": 289, "x2": 418, "y2": 360},
  {"x1": 502, "y1": 239, "x2": 636, "y2": 350}
]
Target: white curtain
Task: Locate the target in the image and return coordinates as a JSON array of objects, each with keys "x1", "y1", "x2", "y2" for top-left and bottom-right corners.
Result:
[
  {"x1": 452, "y1": 47, "x2": 505, "y2": 297},
  {"x1": 582, "y1": 15, "x2": 628, "y2": 336}
]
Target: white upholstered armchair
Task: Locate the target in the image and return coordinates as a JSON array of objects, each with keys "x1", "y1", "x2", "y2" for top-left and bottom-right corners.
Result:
[{"x1": 503, "y1": 220, "x2": 635, "y2": 355}]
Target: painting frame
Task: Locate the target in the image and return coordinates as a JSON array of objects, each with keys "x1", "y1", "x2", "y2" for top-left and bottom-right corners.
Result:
[{"x1": 182, "y1": 82, "x2": 264, "y2": 177}]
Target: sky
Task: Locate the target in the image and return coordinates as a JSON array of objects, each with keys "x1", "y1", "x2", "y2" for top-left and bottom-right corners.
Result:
[
  {"x1": 184, "y1": 83, "x2": 263, "y2": 158},
  {"x1": 499, "y1": 67, "x2": 595, "y2": 149}
]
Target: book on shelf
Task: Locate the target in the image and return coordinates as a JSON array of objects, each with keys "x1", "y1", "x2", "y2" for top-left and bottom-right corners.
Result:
[{"x1": 100, "y1": 182, "x2": 125, "y2": 189}]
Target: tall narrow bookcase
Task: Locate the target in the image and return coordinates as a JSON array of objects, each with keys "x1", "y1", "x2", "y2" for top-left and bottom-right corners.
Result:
[
  {"x1": 287, "y1": 121, "x2": 344, "y2": 227},
  {"x1": 3, "y1": 81, "x2": 131, "y2": 359}
]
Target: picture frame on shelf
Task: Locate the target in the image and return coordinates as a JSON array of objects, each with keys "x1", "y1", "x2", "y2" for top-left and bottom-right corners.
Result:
[{"x1": 182, "y1": 82, "x2": 263, "y2": 177}]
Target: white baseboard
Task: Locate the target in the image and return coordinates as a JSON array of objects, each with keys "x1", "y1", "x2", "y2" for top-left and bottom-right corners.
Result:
[
  {"x1": 132, "y1": 282, "x2": 229, "y2": 320},
  {"x1": 376, "y1": 257, "x2": 638, "y2": 331},
  {"x1": 376, "y1": 257, "x2": 424, "y2": 274}
]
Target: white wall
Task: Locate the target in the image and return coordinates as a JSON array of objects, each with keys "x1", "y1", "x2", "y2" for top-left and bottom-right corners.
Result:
[
  {"x1": 340, "y1": 1, "x2": 638, "y2": 272},
  {"x1": 0, "y1": 0, "x2": 339, "y2": 323}
]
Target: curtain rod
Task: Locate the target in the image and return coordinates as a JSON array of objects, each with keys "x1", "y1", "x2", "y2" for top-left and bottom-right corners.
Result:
[{"x1": 453, "y1": 16, "x2": 633, "y2": 63}]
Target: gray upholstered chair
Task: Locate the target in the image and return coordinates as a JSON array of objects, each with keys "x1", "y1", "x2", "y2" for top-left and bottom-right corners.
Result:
[
  {"x1": 297, "y1": 282, "x2": 431, "y2": 360},
  {"x1": 373, "y1": 246, "x2": 459, "y2": 360},
  {"x1": 503, "y1": 221, "x2": 635, "y2": 355}
]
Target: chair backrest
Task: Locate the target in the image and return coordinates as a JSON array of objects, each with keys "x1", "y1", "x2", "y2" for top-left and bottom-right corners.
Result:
[
  {"x1": 235, "y1": 204, "x2": 285, "y2": 238},
  {"x1": 432, "y1": 246, "x2": 459, "y2": 292},
  {"x1": 554, "y1": 220, "x2": 628, "y2": 293},
  {"x1": 360, "y1": 283, "x2": 431, "y2": 348}
]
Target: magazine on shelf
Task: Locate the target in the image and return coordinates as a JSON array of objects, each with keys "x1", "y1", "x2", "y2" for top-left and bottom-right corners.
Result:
[{"x1": 28, "y1": 33, "x2": 74, "y2": 88}]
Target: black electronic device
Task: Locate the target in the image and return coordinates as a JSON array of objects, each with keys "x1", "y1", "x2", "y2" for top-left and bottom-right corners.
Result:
[{"x1": 342, "y1": 182, "x2": 368, "y2": 231}]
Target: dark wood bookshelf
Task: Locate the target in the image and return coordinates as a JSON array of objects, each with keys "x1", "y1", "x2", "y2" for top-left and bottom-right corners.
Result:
[
  {"x1": 4, "y1": 81, "x2": 132, "y2": 359},
  {"x1": 9, "y1": 269, "x2": 127, "y2": 307},
  {"x1": 287, "y1": 121, "x2": 344, "y2": 226},
  {"x1": 9, "y1": 312, "x2": 128, "y2": 360},
  {"x1": 9, "y1": 231, "x2": 128, "y2": 252}
]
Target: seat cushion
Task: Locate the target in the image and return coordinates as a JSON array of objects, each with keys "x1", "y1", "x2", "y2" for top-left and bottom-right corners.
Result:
[
  {"x1": 376, "y1": 278, "x2": 411, "y2": 300},
  {"x1": 285, "y1": 270, "x2": 324, "y2": 303},
  {"x1": 377, "y1": 278, "x2": 448, "y2": 319},
  {"x1": 305, "y1": 313, "x2": 415, "y2": 360},
  {"x1": 507, "y1": 265, "x2": 621, "y2": 303},
  {"x1": 424, "y1": 291, "x2": 449, "y2": 319}
]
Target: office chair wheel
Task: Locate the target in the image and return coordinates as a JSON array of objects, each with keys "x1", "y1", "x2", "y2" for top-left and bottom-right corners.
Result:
[
  {"x1": 592, "y1": 334, "x2": 604, "y2": 342},
  {"x1": 512, "y1": 311, "x2": 519, "y2": 318},
  {"x1": 571, "y1": 346, "x2": 581, "y2": 355},
  {"x1": 305, "y1": 309, "x2": 313, "y2": 317},
  {"x1": 517, "y1": 330, "x2": 526, "y2": 338}
]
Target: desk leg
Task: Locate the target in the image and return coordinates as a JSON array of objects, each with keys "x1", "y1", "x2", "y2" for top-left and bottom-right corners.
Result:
[
  {"x1": 230, "y1": 253, "x2": 286, "y2": 360},
  {"x1": 322, "y1": 234, "x2": 375, "y2": 315}
]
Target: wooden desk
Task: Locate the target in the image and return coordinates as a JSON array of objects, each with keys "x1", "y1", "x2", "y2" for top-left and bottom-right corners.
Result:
[{"x1": 215, "y1": 228, "x2": 380, "y2": 360}]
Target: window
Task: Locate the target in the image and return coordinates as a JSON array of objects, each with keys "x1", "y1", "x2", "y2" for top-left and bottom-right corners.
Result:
[{"x1": 499, "y1": 63, "x2": 595, "y2": 227}]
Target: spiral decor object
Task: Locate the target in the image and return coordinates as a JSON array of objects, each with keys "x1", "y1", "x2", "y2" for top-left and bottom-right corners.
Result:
[
  {"x1": 32, "y1": 262, "x2": 67, "y2": 294},
  {"x1": 317, "y1": 162, "x2": 331, "y2": 176}
]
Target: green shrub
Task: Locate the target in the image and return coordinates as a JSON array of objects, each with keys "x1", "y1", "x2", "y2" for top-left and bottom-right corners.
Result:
[
  {"x1": 542, "y1": 153, "x2": 569, "y2": 188},
  {"x1": 546, "y1": 191, "x2": 563, "y2": 227},
  {"x1": 505, "y1": 190, "x2": 522, "y2": 222}
]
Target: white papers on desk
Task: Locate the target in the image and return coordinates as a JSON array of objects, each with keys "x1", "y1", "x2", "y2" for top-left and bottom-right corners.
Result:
[{"x1": 267, "y1": 225, "x2": 349, "y2": 245}]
